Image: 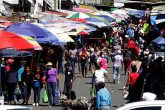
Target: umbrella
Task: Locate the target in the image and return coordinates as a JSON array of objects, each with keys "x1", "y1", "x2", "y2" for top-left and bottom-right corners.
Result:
[
  {"x1": 97, "y1": 15, "x2": 116, "y2": 22},
  {"x1": 21, "y1": 35, "x2": 43, "y2": 50},
  {"x1": 70, "y1": 18, "x2": 87, "y2": 23},
  {"x1": 85, "y1": 18, "x2": 102, "y2": 22},
  {"x1": 2, "y1": 48, "x2": 32, "y2": 57},
  {"x1": 66, "y1": 12, "x2": 91, "y2": 19},
  {"x1": 111, "y1": 9, "x2": 128, "y2": 16},
  {"x1": 4, "y1": 22, "x2": 59, "y2": 44},
  {"x1": 72, "y1": 8, "x2": 92, "y2": 13},
  {"x1": 153, "y1": 36, "x2": 165, "y2": 45},
  {"x1": 0, "y1": 30, "x2": 34, "y2": 50}
]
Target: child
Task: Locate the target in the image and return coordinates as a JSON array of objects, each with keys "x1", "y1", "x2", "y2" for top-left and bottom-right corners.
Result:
[{"x1": 64, "y1": 63, "x2": 76, "y2": 99}]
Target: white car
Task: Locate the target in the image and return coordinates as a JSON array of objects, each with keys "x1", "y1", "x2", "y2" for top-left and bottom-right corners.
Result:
[
  {"x1": 116, "y1": 100, "x2": 165, "y2": 110},
  {"x1": 0, "y1": 105, "x2": 32, "y2": 110}
]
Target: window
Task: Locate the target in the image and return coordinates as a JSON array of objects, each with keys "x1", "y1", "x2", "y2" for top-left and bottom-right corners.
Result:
[{"x1": 130, "y1": 106, "x2": 161, "y2": 110}]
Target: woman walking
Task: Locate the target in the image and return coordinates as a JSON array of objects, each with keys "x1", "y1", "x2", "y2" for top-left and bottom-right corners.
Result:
[
  {"x1": 44, "y1": 62, "x2": 58, "y2": 107},
  {"x1": 21, "y1": 66, "x2": 33, "y2": 105},
  {"x1": 32, "y1": 67, "x2": 43, "y2": 106}
]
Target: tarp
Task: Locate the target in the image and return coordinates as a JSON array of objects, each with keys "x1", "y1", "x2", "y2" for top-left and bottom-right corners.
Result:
[
  {"x1": 153, "y1": 36, "x2": 165, "y2": 45},
  {"x1": 127, "y1": 9, "x2": 145, "y2": 18}
]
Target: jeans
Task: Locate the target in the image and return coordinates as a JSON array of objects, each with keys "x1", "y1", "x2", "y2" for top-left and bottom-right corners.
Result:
[
  {"x1": 70, "y1": 57, "x2": 76, "y2": 72},
  {"x1": 47, "y1": 82, "x2": 56, "y2": 105},
  {"x1": 33, "y1": 86, "x2": 40, "y2": 103},
  {"x1": 113, "y1": 66, "x2": 121, "y2": 82},
  {"x1": 100, "y1": 106, "x2": 111, "y2": 110},
  {"x1": 81, "y1": 60, "x2": 88, "y2": 77}
]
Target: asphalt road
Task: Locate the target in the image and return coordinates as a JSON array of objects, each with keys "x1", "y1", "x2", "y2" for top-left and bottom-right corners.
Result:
[{"x1": 5, "y1": 60, "x2": 128, "y2": 110}]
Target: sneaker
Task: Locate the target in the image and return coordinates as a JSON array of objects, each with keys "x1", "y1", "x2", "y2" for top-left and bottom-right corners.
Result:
[
  {"x1": 32, "y1": 103, "x2": 36, "y2": 106},
  {"x1": 36, "y1": 103, "x2": 39, "y2": 106}
]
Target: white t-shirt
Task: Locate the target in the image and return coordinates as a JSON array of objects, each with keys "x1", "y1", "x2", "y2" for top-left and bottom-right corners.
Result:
[
  {"x1": 69, "y1": 49, "x2": 77, "y2": 58},
  {"x1": 142, "y1": 92, "x2": 157, "y2": 101},
  {"x1": 114, "y1": 55, "x2": 123, "y2": 67},
  {"x1": 94, "y1": 68, "x2": 108, "y2": 85}
]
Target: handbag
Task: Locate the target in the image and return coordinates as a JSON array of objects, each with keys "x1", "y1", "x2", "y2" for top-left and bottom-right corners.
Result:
[
  {"x1": 90, "y1": 87, "x2": 96, "y2": 97},
  {"x1": 42, "y1": 90, "x2": 48, "y2": 103},
  {"x1": 55, "y1": 81, "x2": 61, "y2": 105}
]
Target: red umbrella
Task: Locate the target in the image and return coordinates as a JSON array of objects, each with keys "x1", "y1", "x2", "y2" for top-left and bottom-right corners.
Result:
[
  {"x1": 70, "y1": 18, "x2": 87, "y2": 23},
  {"x1": 0, "y1": 30, "x2": 34, "y2": 50},
  {"x1": 79, "y1": 31, "x2": 89, "y2": 35}
]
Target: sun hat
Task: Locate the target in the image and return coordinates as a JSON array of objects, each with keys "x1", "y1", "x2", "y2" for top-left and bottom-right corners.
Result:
[{"x1": 46, "y1": 62, "x2": 53, "y2": 66}]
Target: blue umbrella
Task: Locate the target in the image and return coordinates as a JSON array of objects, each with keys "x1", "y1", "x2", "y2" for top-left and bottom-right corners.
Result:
[
  {"x1": 97, "y1": 15, "x2": 116, "y2": 22},
  {"x1": 4, "y1": 22, "x2": 59, "y2": 44},
  {"x1": 85, "y1": 18, "x2": 102, "y2": 22},
  {"x1": 153, "y1": 36, "x2": 165, "y2": 45}
]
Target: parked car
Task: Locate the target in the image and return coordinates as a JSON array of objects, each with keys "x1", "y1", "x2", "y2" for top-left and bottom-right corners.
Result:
[
  {"x1": 0, "y1": 105, "x2": 32, "y2": 110},
  {"x1": 117, "y1": 100, "x2": 165, "y2": 110}
]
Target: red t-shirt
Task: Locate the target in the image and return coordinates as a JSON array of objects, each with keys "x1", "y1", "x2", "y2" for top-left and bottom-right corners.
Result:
[{"x1": 128, "y1": 72, "x2": 139, "y2": 85}]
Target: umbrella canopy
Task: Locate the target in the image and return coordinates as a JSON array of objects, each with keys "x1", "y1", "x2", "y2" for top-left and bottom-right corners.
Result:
[
  {"x1": 111, "y1": 9, "x2": 128, "y2": 16},
  {"x1": 0, "y1": 30, "x2": 34, "y2": 50},
  {"x1": 97, "y1": 15, "x2": 116, "y2": 22},
  {"x1": 21, "y1": 35, "x2": 43, "y2": 50},
  {"x1": 4, "y1": 22, "x2": 59, "y2": 44},
  {"x1": 72, "y1": 8, "x2": 92, "y2": 13},
  {"x1": 70, "y1": 18, "x2": 87, "y2": 23},
  {"x1": 85, "y1": 18, "x2": 102, "y2": 22},
  {"x1": 153, "y1": 36, "x2": 165, "y2": 45},
  {"x1": 66, "y1": 12, "x2": 91, "y2": 19}
]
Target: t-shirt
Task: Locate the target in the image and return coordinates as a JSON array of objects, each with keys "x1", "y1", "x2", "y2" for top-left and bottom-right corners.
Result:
[
  {"x1": 69, "y1": 49, "x2": 77, "y2": 58},
  {"x1": 114, "y1": 55, "x2": 123, "y2": 67},
  {"x1": 101, "y1": 58, "x2": 107, "y2": 70},
  {"x1": 128, "y1": 72, "x2": 139, "y2": 85},
  {"x1": 46, "y1": 68, "x2": 57, "y2": 83},
  {"x1": 65, "y1": 69, "x2": 74, "y2": 83},
  {"x1": 123, "y1": 50, "x2": 132, "y2": 60},
  {"x1": 94, "y1": 68, "x2": 108, "y2": 85}
]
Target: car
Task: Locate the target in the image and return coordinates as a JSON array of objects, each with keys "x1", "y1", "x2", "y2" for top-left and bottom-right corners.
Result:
[
  {"x1": 116, "y1": 100, "x2": 165, "y2": 110},
  {"x1": 0, "y1": 105, "x2": 33, "y2": 110}
]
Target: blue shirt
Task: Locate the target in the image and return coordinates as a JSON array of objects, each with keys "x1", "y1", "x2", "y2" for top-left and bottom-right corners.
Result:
[
  {"x1": 127, "y1": 28, "x2": 134, "y2": 38},
  {"x1": 96, "y1": 87, "x2": 112, "y2": 109}
]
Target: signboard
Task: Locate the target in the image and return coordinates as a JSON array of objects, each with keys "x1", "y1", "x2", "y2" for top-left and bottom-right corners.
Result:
[
  {"x1": 102, "y1": 0, "x2": 114, "y2": 5},
  {"x1": 154, "y1": 52, "x2": 165, "y2": 61}
]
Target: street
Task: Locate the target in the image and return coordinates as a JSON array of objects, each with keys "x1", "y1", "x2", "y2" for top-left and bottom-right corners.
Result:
[{"x1": 6, "y1": 61, "x2": 128, "y2": 110}]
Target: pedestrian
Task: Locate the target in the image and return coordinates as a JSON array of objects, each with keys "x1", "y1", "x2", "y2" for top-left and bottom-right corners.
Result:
[
  {"x1": 113, "y1": 50, "x2": 123, "y2": 84},
  {"x1": 21, "y1": 66, "x2": 33, "y2": 105},
  {"x1": 6, "y1": 63, "x2": 18, "y2": 104},
  {"x1": 32, "y1": 66, "x2": 43, "y2": 106},
  {"x1": 64, "y1": 63, "x2": 76, "y2": 99},
  {"x1": 92, "y1": 62, "x2": 110, "y2": 92},
  {"x1": 96, "y1": 82, "x2": 112, "y2": 110},
  {"x1": 123, "y1": 48, "x2": 132, "y2": 75},
  {"x1": 79, "y1": 47, "x2": 90, "y2": 78},
  {"x1": 126, "y1": 66, "x2": 139, "y2": 96},
  {"x1": 130, "y1": 56, "x2": 142, "y2": 73},
  {"x1": 69, "y1": 45, "x2": 77, "y2": 73},
  {"x1": 44, "y1": 62, "x2": 58, "y2": 107}
]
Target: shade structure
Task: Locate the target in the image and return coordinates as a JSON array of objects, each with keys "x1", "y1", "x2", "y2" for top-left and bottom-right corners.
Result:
[
  {"x1": 153, "y1": 36, "x2": 165, "y2": 45},
  {"x1": 156, "y1": 14, "x2": 165, "y2": 24},
  {"x1": 0, "y1": 30, "x2": 34, "y2": 50},
  {"x1": 4, "y1": 22, "x2": 59, "y2": 44},
  {"x1": 85, "y1": 18, "x2": 102, "y2": 22},
  {"x1": 21, "y1": 35, "x2": 43, "y2": 50},
  {"x1": 70, "y1": 18, "x2": 87, "y2": 23},
  {"x1": 72, "y1": 8, "x2": 92, "y2": 13},
  {"x1": 66, "y1": 12, "x2": 91, "y2": 19},
  {"x1": 39, "y1": 14, "x2": 69, "y2": 23},
  {"x1": 97, "y1": 15, "x2": 116, "y2": 22},
  {"x1": 45, "y1": 28, "x2": 74, "y2": 43},
  {"x1": 2, "y1": 48, "x2": 32, "y2": 57},
  {"x1": 111, "y1": 9, "x2": 128, "y2": 16},
  {"x1": 87, "y1": 22, "x2": 108, "y2": 28}
]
